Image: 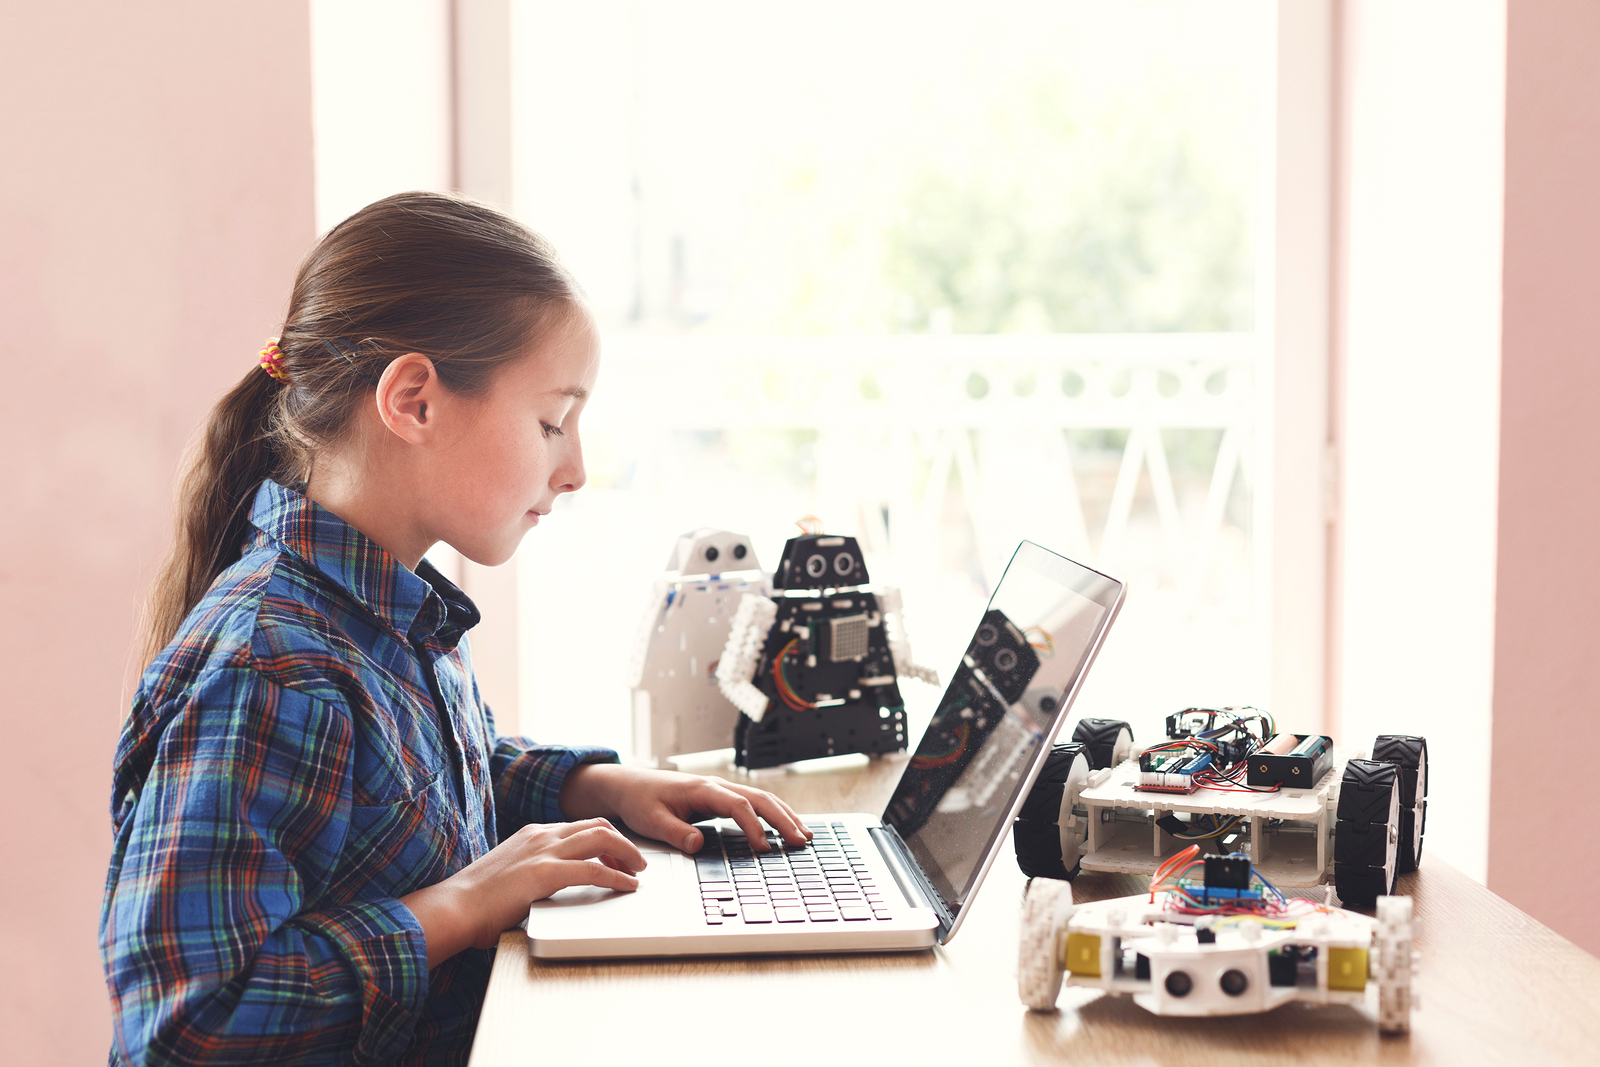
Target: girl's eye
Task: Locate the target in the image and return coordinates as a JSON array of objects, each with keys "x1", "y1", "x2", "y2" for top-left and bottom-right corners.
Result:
[{"x1": 541, "y1": 422, "x2": 564, "y2": 438}]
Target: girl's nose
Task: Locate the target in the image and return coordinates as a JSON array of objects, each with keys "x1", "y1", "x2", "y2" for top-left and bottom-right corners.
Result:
[{"x1": 553, "y1": 440, "x2": 587, "y2": 494}]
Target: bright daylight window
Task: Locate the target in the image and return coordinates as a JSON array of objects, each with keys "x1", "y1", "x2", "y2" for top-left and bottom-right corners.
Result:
[{"x1": 511, "y1": 0, "x2": 1273, "y2": 755}]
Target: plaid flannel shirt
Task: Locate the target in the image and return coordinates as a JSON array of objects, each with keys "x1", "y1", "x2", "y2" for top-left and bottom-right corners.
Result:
[{"x1": 101, "y1": 480, "x2": 616, "y2": 1066}]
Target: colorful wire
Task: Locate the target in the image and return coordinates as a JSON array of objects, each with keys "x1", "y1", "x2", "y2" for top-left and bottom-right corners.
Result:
[{"x1": 772, "y1": 638, "x2": 815, "y2": 710}]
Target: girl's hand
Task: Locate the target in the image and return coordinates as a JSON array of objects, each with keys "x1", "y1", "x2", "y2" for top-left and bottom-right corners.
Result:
[
  {"x1": 559, "y1": 763, "x2": 813, "y2": 853},
  {"x1": 400, "y1": 817, "x2": 645, "y2": 967}
]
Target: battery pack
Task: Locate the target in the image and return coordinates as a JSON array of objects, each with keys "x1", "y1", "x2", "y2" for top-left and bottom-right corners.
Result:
[{"x1": 1247, "y1": 734, "x2": 1333, "y2": 788}]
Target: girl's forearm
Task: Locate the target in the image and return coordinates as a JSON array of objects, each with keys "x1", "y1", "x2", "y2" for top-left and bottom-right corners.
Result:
[
  {"x1": 557, "y1": 761, "x2": 624, "y2": 821},
  {"x1": 400, "y1": 881, "x2": 477, "y2": 969}
]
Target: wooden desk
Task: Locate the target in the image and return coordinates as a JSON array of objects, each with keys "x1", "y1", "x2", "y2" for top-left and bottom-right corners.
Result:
[{"x1": 471, "y1": 756, "x2": 1600, "y2": 1066}]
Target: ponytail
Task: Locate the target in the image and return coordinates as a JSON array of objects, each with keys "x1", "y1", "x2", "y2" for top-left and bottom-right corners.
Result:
[
  {"x1": 136, "y1": 191, "x2": 582, "y2": 670},
  {"x1": 140, "y1": 366, "x2": 284, "y2": 667}
]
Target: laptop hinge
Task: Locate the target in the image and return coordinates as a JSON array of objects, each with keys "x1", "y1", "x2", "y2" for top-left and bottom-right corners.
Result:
[{"x1": 871, "y1": 825, "x2": 956, "y2": 942}]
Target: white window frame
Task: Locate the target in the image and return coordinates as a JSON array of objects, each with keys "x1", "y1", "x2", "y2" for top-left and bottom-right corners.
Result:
[{"x1": 323, "y1": 0, "x2": 1338, "y2": 738}]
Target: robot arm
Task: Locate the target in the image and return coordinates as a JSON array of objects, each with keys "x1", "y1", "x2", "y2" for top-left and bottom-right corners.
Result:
[
  {"x1": 716, "y1": 593, "x2": 779, "y2": 722},
  {"x1": 879, "y1": 586, "x2": 940, "y2": 687}
]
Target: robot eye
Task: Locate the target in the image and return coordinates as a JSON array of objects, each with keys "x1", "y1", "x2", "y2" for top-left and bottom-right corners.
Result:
[
  {"x1": 732, "y1": 544, "x2": 747, "y2": 560},
  {"x1": 805, "y1": 554, "x2": 828, "y2": 578},
  {"x1": 993, "y1": 648, "x2": 1018, "y2": 673},
  {"x1": 976, "y1": 624, "x2": 999, "y2": 647},
  {"x1": 832, "y1": 551, "x2": 855, "y2": 576},
  {"x1": 705, "y1": 546, "x2": 720, "y2": 562}
]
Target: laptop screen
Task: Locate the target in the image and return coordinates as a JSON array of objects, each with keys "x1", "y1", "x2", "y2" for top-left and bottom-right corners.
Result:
[{"x1": 882, "y1": 540, "x2": 1123, "y2": 920}]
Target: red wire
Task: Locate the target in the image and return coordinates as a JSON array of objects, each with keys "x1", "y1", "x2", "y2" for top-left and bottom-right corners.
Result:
[{"x1": 772, "y1": 638, "x2": 814, "y2": 710}]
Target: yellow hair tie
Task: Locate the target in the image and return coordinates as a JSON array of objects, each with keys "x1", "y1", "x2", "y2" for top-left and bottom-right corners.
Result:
[{"x1": 258, "y1": 339, "x2": 291, "y2": 384}]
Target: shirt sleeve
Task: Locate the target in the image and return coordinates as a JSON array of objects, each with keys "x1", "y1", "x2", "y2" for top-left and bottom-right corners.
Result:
[
  {"x1": 101, "y1": 668, "x2": 429, "y2": 1067},
  {"x1": 480, "y1": 698, "x2": 617, "y2": 835}
]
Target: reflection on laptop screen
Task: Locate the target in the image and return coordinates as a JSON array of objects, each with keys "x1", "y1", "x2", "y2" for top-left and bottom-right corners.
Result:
[{"x1": 883, "y1": 541, "x2": 1122, "y2": 914}]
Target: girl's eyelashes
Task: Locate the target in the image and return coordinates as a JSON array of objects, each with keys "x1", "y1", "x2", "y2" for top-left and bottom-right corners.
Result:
[{"x1": 541, "y1": 422, "x2": 565, "y2": 438}]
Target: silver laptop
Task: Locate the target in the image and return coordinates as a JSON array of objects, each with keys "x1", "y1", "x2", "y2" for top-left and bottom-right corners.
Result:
[{"x1": 525, "y1": 540, "x2": 1125, "y2": 958}]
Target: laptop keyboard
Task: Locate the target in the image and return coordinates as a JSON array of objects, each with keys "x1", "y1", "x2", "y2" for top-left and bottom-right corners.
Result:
[{"x1": 695, "y1": 822, "x2": 893, "y2": 925}]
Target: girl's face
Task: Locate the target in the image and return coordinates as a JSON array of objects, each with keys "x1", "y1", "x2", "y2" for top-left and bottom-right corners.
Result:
[{"x1": 432, "y1": 308, "x2": 601, "y2": 567}]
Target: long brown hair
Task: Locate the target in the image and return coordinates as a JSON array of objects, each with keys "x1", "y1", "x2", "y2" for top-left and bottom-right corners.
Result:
[{"x1": 140, "y1": 191, "x2": 583, "y2": 668}]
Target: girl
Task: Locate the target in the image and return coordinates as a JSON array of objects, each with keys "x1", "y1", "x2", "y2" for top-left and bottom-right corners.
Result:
[{"x1": 101, "y1": 192, "x2": 811, "y2": 1067}]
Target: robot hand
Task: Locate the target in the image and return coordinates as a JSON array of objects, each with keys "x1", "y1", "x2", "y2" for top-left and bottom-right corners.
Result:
[{"x1": 716, "y1": 593, "x2": 778, "y2": 721}]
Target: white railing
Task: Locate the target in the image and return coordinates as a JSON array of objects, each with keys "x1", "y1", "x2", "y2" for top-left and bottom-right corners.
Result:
[{"x1": 594, "y1": 333, "x2": 1257, "y2": 599}]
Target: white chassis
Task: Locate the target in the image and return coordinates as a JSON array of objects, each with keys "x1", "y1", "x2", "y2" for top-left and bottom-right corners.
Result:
[
  {"x1": 1018, "y1": 879, "x2": 1417, "y2": 1033},
  {"x1": 1069, "y1": 746, "x2": 1366, "y2": 889}
]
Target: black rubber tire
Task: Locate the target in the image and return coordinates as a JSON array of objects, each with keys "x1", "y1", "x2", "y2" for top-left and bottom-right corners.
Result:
[
  {"x1": 1013, "y1": 742, "x2": 1089, "y2": 881},
  {"x1": 1013, "y1": 821, "x2": 1082, "y2": 880},
  {"x1": 1333, "y1": 758, "x2": 1400, "y2": 907},
  {"x1": 1373, "y1": 735, "x2": 1428, "y2": 874},
  {"x1": 1071, "y1": 718, "x2": 1134, "y2": 770}
]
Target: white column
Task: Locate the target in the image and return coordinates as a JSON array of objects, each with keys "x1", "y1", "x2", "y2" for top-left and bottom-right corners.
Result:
[
  {"x1": 1333, "y1": 0, "x2": 1506, "y2": 883},
  {"x1": 1264, "y1": 0, "x2": 1334, "y2": 732}
]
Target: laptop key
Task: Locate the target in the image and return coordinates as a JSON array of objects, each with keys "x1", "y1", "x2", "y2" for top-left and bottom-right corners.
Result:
[
  {"x1": 774, "y1": 907, "x2": 807, "y2": 923},
  {"x1": 840, "y1": 907, "x2": 873, "y2": 921},
  {"x1": 742, "y1": 904, "x2": 775, "y2": 923}
]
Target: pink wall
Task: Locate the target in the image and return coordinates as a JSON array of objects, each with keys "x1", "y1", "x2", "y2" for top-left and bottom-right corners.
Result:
[
  {"x1": 1492, "y1": 0, "x2": 1600, "y2": 956},
  {"x1": 0, "y1": 2, "x2": 315, "y2": 1061}
]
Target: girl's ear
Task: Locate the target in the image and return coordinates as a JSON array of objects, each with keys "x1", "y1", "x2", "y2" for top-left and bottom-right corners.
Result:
[{"x1": 374, "y1": 354, "x2": 441, "y2": 444}]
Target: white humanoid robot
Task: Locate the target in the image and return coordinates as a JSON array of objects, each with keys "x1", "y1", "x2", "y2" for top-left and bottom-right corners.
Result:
[{"x1": 626, "y1": 529, "x2": 771, "y2": 767}]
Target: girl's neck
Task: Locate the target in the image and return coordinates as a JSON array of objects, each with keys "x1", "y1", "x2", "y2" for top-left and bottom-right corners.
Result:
[{"x1": 305, "y1": 437, "x2": 433, "y2": 571}]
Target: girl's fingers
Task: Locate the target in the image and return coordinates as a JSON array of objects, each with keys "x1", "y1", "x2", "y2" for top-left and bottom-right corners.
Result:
[
  {"x1": 534, "y1": 858, "x2": 640, "y2": 901},
  {"x1": 552, "y1": 824, "x2": 648, "y2": 873},
  {"x1": 718, "y1": 783, "x2": 811, "y2": 846},
  {"x1": 706, "y1": 790, "x2": 770, "y2": 850}
]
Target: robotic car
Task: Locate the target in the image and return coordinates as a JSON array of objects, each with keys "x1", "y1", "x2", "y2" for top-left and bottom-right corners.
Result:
[
  {"x1": 716, "y1": 532, "x2": 938, "y2": 769},
  {"x1": 1016, "y1": 853, "x2": 1418, "y2": 1033},
  {"x1": 1012, "y1": 709, "x2": 1429, "y2": 908}
]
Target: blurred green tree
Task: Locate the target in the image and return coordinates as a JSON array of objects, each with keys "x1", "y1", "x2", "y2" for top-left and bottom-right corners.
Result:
[{"x1": 883, "y1": 81, "x2": 1253, "y2": 335}]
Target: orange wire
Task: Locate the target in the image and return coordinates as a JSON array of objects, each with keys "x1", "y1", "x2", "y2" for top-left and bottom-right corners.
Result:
[
  {"x1": 1150, "y1": 844, "x2": 1201, "y2": 901},
  {"x1": 772, "y1": 638, "x2": 814, "y2": 710}
]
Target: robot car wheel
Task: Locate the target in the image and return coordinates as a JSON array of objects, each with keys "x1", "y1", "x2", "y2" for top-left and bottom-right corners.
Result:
[
  {"x1": 1372, "y1": 735, "x2": 1428, "y2": 874},
  {"x1": 1070, "y1": 718, "x2": 1135, "y2": 771},
  {"x1": 1333, "y1": 758, "x2": 1401, "y2": 907},
  {"x1": 1017, "y1": 877, "x2": 1073, "y2": 1011},
  {"x1": 1374, "y1": 895, "x2": 1416, "y2": 1034},
  {"x1": 1013, "y1": 743, "x2": 1091, "y2": 881}
]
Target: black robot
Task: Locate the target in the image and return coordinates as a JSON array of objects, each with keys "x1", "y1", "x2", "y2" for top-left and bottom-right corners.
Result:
[{"x1": 716, "y1": 533, "x2": 936, "y2": 769}]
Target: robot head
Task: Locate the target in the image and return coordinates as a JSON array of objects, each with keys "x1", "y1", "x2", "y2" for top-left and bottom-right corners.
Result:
[
  {"x1": 773, "y1": 534, "x2": 869, "y2": 590},
  {"x1": 666, "y1": 528, "x2": 761, "y2": 576}
]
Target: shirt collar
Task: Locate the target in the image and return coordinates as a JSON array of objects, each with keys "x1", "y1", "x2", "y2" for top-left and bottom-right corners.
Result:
[{"x1": 248, "y1": 480, "x2": 481, "y2": 648}]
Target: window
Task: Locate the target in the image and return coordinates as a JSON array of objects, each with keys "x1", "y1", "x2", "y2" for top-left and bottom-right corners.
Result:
[{"x1": 510, "y1": 0, "x2": 1281, "y2": 753}]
